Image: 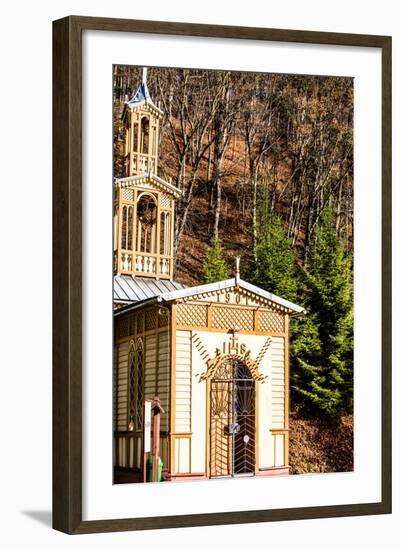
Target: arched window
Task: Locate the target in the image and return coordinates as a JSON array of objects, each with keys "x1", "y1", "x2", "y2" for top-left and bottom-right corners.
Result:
[
  {"x1": 136, "y1": 194, "x2": 157, "y2": 254},
  {"x1": 128, "y1": 341, "x2": 136, "y2": 431},
  {"x1": 121, "y1": 205, "x2": 133, "y2": 251},
  {"x1": 159, "y1": 211, "x2": 170, "y2": 256},
  {"x1": 133, "y1": 122, "x2": 138, "y2": 152},
  {"x1": 135, "y1": 339, "x2": 144, "y2": 429},
  {"x1": 128, "y1": 338, "x2": 144, "y2": 431}
]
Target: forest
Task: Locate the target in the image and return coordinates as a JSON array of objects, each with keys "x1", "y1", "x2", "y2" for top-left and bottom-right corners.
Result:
[{"x1": 113, "y1": 66, "x2": 354, "y2": 472}]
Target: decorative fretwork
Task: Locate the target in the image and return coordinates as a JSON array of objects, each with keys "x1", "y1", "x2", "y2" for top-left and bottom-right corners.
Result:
[
  {"x1": 160, "y1": 194, "x2": 171, "y2": 208},
  {"x1": 136, "y1": 312, "x2": 145, "y2": 334},
  {"x1": 176, "y1": 303, "x2": 208, "y2": 327},
  {"x1": 158, "y1": 308, "x2": 169, "y2": 327},
  {"x1": 212, "y1": 307, "x2": 253, "y2": 331},
  {"x1": 145, "y1": 308, "x2": 158, "y2": 331},
  {"x1": 259, "y1": 310, "x2": 285, "y2": 333},
  {"x1": 180, "y1": 286, "x2": 292, "y2": 313},
  {"x1": 192, "y1": 333, "x2": 211, "y2": 363},
  {"x1": 128, "y1": 338, "x2": 144, "y2": 431},
  {"x1": 122, "y1": 188, "x2": 134, "y2": 201},
  {"x1": 210, "y1": 357, "x2": 256, "y2": 478},
  {"x1": 200, "y1": 351, "x2": 267, "y2": 383},
  {"x1": 114, "y1": 70, "x2": 179, "y2": 280},
  {"x1": 255, "y1": 337, "x2": 273, "y2": 365},
  {"x1": 118, "y1": 318, "x2": 130, "y2": 339}
]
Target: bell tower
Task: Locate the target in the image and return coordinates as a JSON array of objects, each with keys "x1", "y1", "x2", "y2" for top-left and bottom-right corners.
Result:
[
  {"x1": 114, "y1": 68, "x2": 181, "y2": 280},
  {"x1": 122, "y1": 68, "x2": 162, "y2": 177}
]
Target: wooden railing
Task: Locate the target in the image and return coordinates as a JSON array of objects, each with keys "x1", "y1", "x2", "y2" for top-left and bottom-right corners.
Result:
[
  {"x1": 116, "y1": 250, "x2": 172, "y2": 278},
  {"x1": 132, "y1": 154, "x2": 155, "y2": 174}
]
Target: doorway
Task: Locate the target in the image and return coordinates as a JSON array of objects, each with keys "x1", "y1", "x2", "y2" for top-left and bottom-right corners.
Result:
[{"x1": 209, "y1": 357, "x2": 256, "y2": 477}]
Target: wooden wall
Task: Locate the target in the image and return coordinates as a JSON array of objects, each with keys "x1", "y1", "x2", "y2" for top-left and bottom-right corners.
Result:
[
  {"x1": 175, "y1": 330, "x2": 192, "y2": 433},
  {"x1": 114, "y1": 307, "x2": 171, "y2": 471}
]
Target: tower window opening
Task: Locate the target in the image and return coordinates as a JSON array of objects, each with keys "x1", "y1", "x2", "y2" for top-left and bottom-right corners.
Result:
[
  {"x1": 136, "y1": 194, "x2": 157, "y2": 254},
  {"x1": 121, "y1": 205, "x2": 133, "y2": 251},
  {"x1": 140, "y1": 116, "x2": 149, "y2": 154},
  {"x1": 133, "y1": 123, "x2": 138, "y2": 152}
]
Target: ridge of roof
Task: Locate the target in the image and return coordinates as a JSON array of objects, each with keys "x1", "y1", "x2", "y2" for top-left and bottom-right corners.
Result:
[{"x1": 114, "y1": 278, "x2": 305, "y2": 316}]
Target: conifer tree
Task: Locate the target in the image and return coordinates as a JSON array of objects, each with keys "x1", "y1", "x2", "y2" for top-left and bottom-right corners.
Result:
[
  {"x1": 202, "y1": 238, "x2": 229, "y2": 283},
  {"x1": 249, "y1": 190, "x2": 298, "y2": 302},
  {"x1": 291, "y1": 207, "x2": 353, "y2": 423}
]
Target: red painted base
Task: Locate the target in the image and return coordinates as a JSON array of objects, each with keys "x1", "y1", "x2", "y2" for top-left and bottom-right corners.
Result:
[
  {"x1": 256, "y1": 466, "x2": 290, "y2": 477},
  {"x1": 163, "y1": 471, "x2": 208, "y2": 482},
  {"x1": 164, "y1": 467, "x2": 290, "y2": 481}
]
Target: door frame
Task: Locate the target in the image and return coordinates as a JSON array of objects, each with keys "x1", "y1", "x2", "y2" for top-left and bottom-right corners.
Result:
[{"x1": 206, "y1": 356, "x2": 260, "y2": 478}]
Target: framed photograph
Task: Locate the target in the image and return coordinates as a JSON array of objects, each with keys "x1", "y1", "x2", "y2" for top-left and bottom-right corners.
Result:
[{"x1": 53, "y1": 16, "x2": 392, "y2": 534}]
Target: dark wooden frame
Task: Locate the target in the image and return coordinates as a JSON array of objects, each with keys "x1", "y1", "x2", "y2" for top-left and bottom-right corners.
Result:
[{"x1": 53, "y1": 15, "x2": 392, "y2": 534}]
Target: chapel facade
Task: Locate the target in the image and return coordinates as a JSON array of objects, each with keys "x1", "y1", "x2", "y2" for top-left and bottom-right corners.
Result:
[{"x1": 113, "y1": 69, "x2": 304, "y2": 482}]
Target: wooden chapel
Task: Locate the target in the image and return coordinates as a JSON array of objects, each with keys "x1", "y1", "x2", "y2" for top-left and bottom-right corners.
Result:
[{"x1": 113, "y1": 69, "x2": 305, "y2": 483}]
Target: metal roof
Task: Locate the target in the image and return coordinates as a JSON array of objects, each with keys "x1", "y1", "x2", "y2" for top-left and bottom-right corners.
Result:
[
  {"x1": 114, "y1": 275, "x2": 186, "y2": 304},
  {"x1": 124, "y1": 68, "x2": 163, "y2": 116},
  {"x1": 114, "y1": 277, "x2": 305, "y2": 316}
]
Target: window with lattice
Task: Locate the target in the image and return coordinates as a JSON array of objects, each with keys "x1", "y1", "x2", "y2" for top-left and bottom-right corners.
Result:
[
  {"x1": 128, "y1": 342, "x2": 135, "y2": 430},
  {"x1": 128, "y1": 338, "x2": 144, "y2": 431}
]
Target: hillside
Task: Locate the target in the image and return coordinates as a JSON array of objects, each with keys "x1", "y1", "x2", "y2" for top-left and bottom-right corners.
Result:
[
  {"x1": 113, "y1": 65, "x2": 354, "y2": 473},
  {"x1": 113, "y1": 65, "x2": 354, "y2": 286}
]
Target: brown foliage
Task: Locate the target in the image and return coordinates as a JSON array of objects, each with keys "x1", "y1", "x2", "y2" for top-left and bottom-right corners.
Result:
[
  {"x1": 113, "y1": 65, "x2": 354, "y2": 284},
  {"x1": 289, "y1": 407, "x2": 353, "y2": 474}
]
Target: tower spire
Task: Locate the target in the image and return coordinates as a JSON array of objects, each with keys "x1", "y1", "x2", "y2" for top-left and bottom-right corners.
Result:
[
  {"x1": 235, "y1": 256, "x2": 241, "y2": 284},
  {"x1": 142, "y1": 66, "x2": 148, "y2": 85}
]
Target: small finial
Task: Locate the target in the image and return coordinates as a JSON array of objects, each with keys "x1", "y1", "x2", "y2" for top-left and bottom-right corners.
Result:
[
  {"x1": 235, "y1": 256, "x2": 240, "y2": 284},
  {"x1": 142, "y1": 67, "x2": 148, "y2": 85}
]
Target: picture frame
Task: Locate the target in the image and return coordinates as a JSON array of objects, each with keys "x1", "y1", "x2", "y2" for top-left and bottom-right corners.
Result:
[{"x1": 52, "y1": 15, "x2": 392, "y2": 534}]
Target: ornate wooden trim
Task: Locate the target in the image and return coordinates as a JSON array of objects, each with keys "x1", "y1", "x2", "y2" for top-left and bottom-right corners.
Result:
[
  {"x1": 199, "y1": 350, "x2": 268, "y2": 382},
  {"x1": 175, "y1": 302, "x2": 287, "y2": 335}
]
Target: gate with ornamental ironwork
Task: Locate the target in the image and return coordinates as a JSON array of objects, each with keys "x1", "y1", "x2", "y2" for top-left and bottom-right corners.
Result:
[{"x1": 210, "y1": 357, "x2": 256, "y2": 478}]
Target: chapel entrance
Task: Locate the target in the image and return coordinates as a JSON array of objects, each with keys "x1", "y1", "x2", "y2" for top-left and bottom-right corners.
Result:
[{"x1": 210, "y1": 357, "x2": 256, "y2": 478}]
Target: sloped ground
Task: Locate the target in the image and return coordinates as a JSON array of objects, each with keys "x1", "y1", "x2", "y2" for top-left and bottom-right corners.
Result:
[{"x1": 289, "y1": 408, "x2": 353, "y2": 474}]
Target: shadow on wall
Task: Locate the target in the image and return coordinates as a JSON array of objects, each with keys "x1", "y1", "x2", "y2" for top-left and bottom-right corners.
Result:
[{"x1": 21, "y1": 510, "x2": 52, "y2": 528}]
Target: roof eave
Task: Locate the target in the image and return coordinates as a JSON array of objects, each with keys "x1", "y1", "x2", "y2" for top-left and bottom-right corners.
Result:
[
  {"x1": 114, "y1": 173, "x2": 182, "y2": 198},
  {"x1": 156, "y1": 278, "x2": 305, "y2": 314},
  {"x1": 126, "y1": 99, "x2": 163, "y2": 116},
  {"x1": 114, "y1": 296, "x2": 161, "y2": 317}
]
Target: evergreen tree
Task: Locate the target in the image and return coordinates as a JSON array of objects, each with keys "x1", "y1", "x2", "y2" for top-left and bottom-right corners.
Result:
[
  {"x1": 291, "y1": 207, "x2": 353, "y2": 423},
  {"x1": 249, "y1": 190, "x2": 298, "y2": 302},
  {"x1": 202, "y1": 238, "x2": 229, "y2": 283}
]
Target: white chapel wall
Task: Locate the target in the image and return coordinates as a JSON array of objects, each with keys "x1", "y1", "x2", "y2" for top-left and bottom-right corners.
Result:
[{"x1": 187, "y1": 331, "x2": 286, "y2": 473}]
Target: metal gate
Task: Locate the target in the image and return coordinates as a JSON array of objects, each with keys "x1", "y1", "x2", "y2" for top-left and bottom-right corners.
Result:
[{"x1": 210, "y1": 358, "x2": 256, "y2": 478}]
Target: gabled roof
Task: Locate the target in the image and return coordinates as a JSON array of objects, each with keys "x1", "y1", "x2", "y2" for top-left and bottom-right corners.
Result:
[
  {"x1": 114, "y1": 275, "x2": 186, "y2": 304},
  {"x1": 114, "y1": 173, "x2": 181, "y2": 199},
  {"x1": 114, "y1": 277, "x2": 305, "y2": 316}
]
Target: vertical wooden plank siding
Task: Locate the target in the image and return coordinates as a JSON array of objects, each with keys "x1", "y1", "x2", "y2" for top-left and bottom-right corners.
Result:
[
  {"x1": 255, "y1": 376, "x2": 259, "y2": 472},
  {"x1": 113, "y1": 344, "x2": 118, "y2": 432},
  {"x1": 284, "y1": 314, "x2": 290, "y2": 465},
  {"x1": 175, "y1": 330, "x2": 192, "y2": 432},
  {"x1": 169, "y1": 304, "x2": 177, "y2": 473},
  {"x1": 117, "y1": 342, "x2": 129, "y2": 431},
  {"x1": 157, "y1": 330, "x2": 170, "y2": 432},
  {"x1": 144, "y1": 334, "x2": 157, "y2": 400},
  {"x1": 270, "y1": 336, "x2": 285, "y2": 429}
]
